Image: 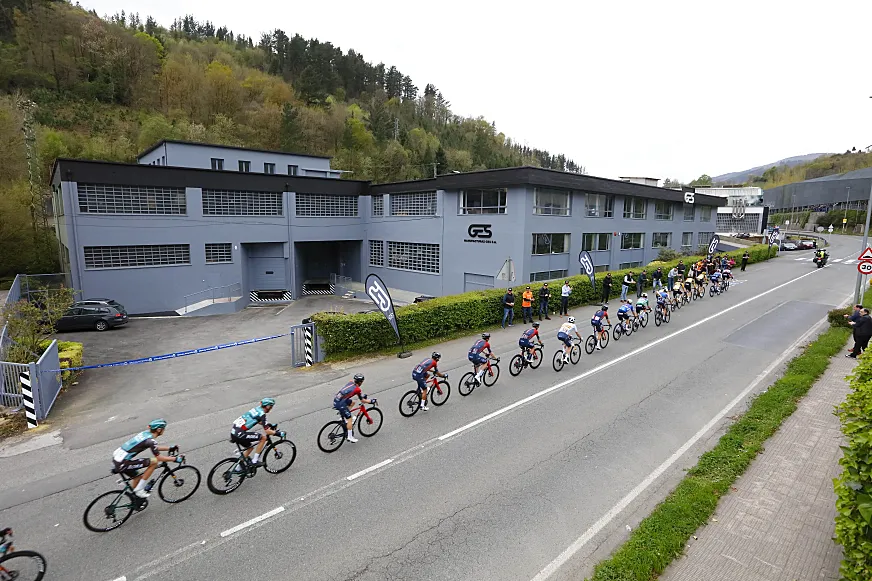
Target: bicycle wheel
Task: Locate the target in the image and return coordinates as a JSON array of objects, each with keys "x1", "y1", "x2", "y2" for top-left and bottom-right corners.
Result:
[
  {"x1": 0, "y1": 550, "x2": 47, "y2": 581},
  {"x1": 625, "y1": 320, "x2": 634, "y2": 336},
  {"x1": 83, "y1": 490, "x2": 135, "y2": 532},
  {"x1": 158, "y1": 465, "x2": 200, "y2": 503},
  {"x1": 207, "y1": 458, "x2": 247, "y2": 495},
  {"x1": 552, "y1": 351, "x2": 565, "y2": 371},
  {"x1": 654, "y1": 312, "x2": 662, "y2": 327},
  {"x1": 430, "y1": 380, "x2": 450, "y2": 406},
  {"x1": 509, "y1": 354, "x2": 524, "y2": 376},
  {"x1": 664, "y1": 308, "x2": 671, "y2": 323},
  {"x1": 263, "y1": 439, "x2": 297, "y2": 474},
  {"x1": 569, "y1": 343, "x2": 581, "y2": 364},
  {"x1": 599, "y1": 330, "x2": 610, "y2": 349},
  {"x1": 530, "y1": 347, "x2": 543, "y2": 369},
  {"x1": 357, "y1": 407, "x2": 383, "y2": 437},
  {"x1": 640, "y1": 311, "x2": 648, "y2": 328},
  {"x1": 317, "y1": 421, "x2": 346, "y2": 453},
  {"x1": 483, "y1": 364, "x2": 500, "y2": 386},
  {"x1": 458, "y1": 372, "x2": 477, "y2": 396},
  {"x1": 399, "y1": 390, "x2": 421, "y2": 416},
  {"x1": 709, "y1": 286, "x2": 715, "y2": 297},
  {"x1": 584, "y1": 336, "x2": 596, "y2": 355},
  {"x1": 670, "y1": 300, "x2": 677, "y2": 312}
]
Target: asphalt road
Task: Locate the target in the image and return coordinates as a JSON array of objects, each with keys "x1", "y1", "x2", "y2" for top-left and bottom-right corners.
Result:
[{"x1": 0, "y1": 235, "x2": 862, "y2": 581}]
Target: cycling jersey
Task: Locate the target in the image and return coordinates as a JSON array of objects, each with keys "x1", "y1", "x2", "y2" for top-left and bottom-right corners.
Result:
[
  {"x1": 710, "y1": 272, "x2": 722, "y2": 282},
  {"x1": 617, "y1": 304, "x2": 632, "y2": 315},
  {"x1": 412, "y1": 358, "x2": 438, "y2": 379},
  {"x1": 521, "y1": 328, "x2": 540, "y2": 341},
  {"x1": 333, "y1": 382, "x2": 362, "y2": 405},
  {"x1": 468, "y1": 339, "x2": 491, "y2": 357},
  {"x1": 232, "y1": 406, "x2": 267, "y2": 434},
  {"x1": 656, "y1": 293, "x2": 667, "y2": 304},
  {"x1": 672, "y1": 282, "x2": 683, "y2": 292},
  {"x1": 635, "y1": 298, "x2": 648, "y2": 308},
  {"x1": 113, "y1": 431, "x2": 159, "y2": 463},
  {"x1": 558, "y1": 322, "x2": 577, "y2": 335},
  {"x1": 591, "y1": 310, "x2": 606, "y2": 323}
]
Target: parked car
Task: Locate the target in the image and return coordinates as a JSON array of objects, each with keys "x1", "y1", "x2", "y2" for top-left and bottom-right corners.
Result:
[
  {"x1": 780, "y1": 242, "x2": 799, "y2": 251},
  {"x1": 735, "y1": 232, "x2": 751, "y2": 239},
  {"x1": 73, "y1": 298, "x2": 128, "y2": 315},
  {"x1": 56, "y1": 305, "x2": 128, "y2": 332},
  {"x1": 797, "y1": 239, "x2": 817, "y2": 250}
]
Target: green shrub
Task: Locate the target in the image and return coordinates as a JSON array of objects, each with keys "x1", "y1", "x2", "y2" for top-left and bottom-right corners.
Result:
[
  {"x1": 313, "y1": 244, "x2": 776, "y2": 358},
  {"x1": 39, "y1": 340, "x2": 83, "y2": 386},
  {"x1": 829, "y1": 307, "x2": 854, "y2": 328}
]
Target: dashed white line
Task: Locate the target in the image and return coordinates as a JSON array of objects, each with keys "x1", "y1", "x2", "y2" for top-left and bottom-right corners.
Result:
[
  {"x1": 219, "y1": 506, "x2": 285, "y2": 538},
  {"x1": 347, "y1": 458, "x2": 393, "y2": 480},
  {"x1": 832, "y1": 258, "x2": 843, "y2": 262},
  {"x1": 110, "y1": 577, "x2": 127, "y2": 581}
]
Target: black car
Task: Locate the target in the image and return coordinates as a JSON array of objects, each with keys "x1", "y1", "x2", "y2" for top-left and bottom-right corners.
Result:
[
  {"x1": 73, "y1": 298, "x2": 128, "y2": 315},
  {"x1": 56, "y1": 305, "x2": 128, "y2": 332}
]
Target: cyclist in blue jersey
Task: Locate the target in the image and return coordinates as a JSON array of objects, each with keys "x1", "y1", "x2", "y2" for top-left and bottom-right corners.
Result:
[
  {"x1": 468, "y1": 333, "x2": 497, "y2": 385},
  {"x1": 231, "y1": 398, "x2": 280, "y2": 465},
  {"x1": 710, "y1": 269, "x2": 722, "y2": 286},
  {"x1": 519, "y1": 322, "x2": 544, "y2": 362},
  {"x1": 112, "y1": 419, "x2": 182, "y2": 498},
  {"x1": 655, "y1": 288, "x2": 670, "y2": 317},
  {"x1": 333, "y1": 375, "x2": 376, "y2": 442},
  {"x1": 411, "y1": 353, "x2": 447, "y2": 412},
  {"x1": 590, "y1": 307, "x2": 610, "y2": 351},
  {"x1": 616, "y1": 300, "x2": 633, "y2": 325}
]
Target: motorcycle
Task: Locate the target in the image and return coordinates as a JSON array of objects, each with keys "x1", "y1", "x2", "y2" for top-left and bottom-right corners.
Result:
[{"x1": 813, "y1": 254, "x2": 828, "y2": 268}]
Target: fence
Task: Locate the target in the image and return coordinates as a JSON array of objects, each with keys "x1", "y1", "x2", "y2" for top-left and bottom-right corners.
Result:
[
  {"x1": 181, "y1": 282, "x2": 243, "y2": 314},
  {"x1": 290, "y1": 322, "x2": 318, "y2": 367},
  {"x1": 0, "y1": 361, "x2": 27, "y2": 409},
  {"x1": 33, "y1": 340, "x2": 62, "y2": 419}
]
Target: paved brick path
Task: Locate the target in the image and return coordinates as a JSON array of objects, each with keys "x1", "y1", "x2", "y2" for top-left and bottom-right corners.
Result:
[{"x1": 660, "y1": 352, "x2": 854, "y2": 581}]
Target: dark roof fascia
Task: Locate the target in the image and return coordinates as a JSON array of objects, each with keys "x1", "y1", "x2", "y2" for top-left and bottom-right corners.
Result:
[
  {"x1": 137, "y1": 139, "x2": 333, "y2": 161},
  {"x1": 371, "y1": 166, "x2": 725, "y2": 206},
  {"x1": 51, "y1": 159, "x2": 369, "y2": 196}
]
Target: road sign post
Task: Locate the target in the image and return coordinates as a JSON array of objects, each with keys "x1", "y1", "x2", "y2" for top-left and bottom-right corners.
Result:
[
  {"x1": 856, "y1": 182, "x2": 872, "y2": 305},
  {"x1": 858, "y1": 261, "x2": 872, "y2": 275}
]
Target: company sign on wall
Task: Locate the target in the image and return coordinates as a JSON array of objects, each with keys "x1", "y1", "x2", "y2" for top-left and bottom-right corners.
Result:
[{"x1": 464, "y1": 224, "x2": 496, "y2": 244}]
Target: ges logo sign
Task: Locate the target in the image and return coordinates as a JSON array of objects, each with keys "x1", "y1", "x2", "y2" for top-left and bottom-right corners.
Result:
[{"x1": 465, "y1": 224, "x2": 496, "y2": 244}]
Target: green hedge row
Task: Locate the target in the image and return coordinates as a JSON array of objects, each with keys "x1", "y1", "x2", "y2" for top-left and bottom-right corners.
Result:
[{"x1": 313, "y1": 244, "x2": 776, "y2": 358}]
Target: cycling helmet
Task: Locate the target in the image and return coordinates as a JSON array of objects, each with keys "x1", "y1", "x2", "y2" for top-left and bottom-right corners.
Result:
[
  {"x1": 431, "y1": 351, "x2": 442, "y2": 360},
  {"x1": 482, "y1": 333, "x2": 491, "y2": 340},
  {"x1": 602, "y1": 305, "x2": 609, "y2": 311},
  {"x1": 567, "y1": 316, "x2": 576, "y2": 323},
  {"x1": 532, "y1": 322, "x2": 540, "y2": 328},
  {"x1": 261, "y1": 397, "x2": 276, "y2": 408},
  {"x1": 148, "y1": 418, "x2": 167, "y2": 431},
  {"x1": 353, "y1": 374, "x2": 365, "y2": 384},
  {"x1": 642, "y1": 293, "x2": 648, "y2": 298}
]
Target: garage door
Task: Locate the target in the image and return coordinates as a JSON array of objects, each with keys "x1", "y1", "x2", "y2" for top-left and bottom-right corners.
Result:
[
  {"x1": 464, "y1": 272, "x2": 494, "y2": 292},
  {"x1": 250, "y1": 256, "x2": 287, "y2": 291}
]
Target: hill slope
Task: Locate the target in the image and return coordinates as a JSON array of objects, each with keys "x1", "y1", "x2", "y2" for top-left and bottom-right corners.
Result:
[{"x1": 713, "y1": 153, "x2": 831, "y2": 184}]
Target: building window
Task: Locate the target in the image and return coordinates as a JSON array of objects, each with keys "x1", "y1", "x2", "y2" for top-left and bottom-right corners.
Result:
[
  {"x1": 717, "y1": 212, "x2": 759, "y2": 233},
  {"x1": 369, "y1": 240, "x2": 384, "y2": 266},
  {"x1": 684, "y1": 204, "x2": 695, "y2": 221},
  {"x1": 582, "y1": 233, "x2": 610, "y2": 252},
  {"x1": 654, "y1": 201, "x2": 673, "y2": 220},
  {"x1": 372, "y1": 195, "x2": 384, "y2": 216},
  {"x1": 460, "y1": 188, "x2": 507, "y2": 214},
  {"x1": 238, "y1": 160, "x2": 251, "y2": 173},
  {"x1": 623, "y1": 197, "x2": 647, "y2": 219},
  {"x1": 295, "y1": 193, "x2": 358, "y2": 217},
  {"x1": 203, "y1": 190, "x2": 282, "y2": 216},
  {"x1": 594, "y1": 265, "x2": 609, "y2": 273},
  {"x1": 532, "y1": 233, "x2": 569, "y2": 255},
  {"x1": 533, "y1": 188, "x2": 571, "y2": 216},
  {"x1": 288, "y1": 164, "x2": 298, "y2": 176},
  {"x1": 700, "y1": 206, "x2": 712, "y2": 221},
  {"x1": 211, "y1": 158, "x2": 224, "y2": 170},
  {"x1": 620, "y1": 232, "x2": 644, "y2": 250},
  {"x1": 390, "y1": 192, "x2": 437, "y2": 216},
  {"x1": 52, "y1": 185, "x2": 64, "y2": 216},
  {"x1": 264, "y1": 163, "x2": 275, "y2": 175},
  {"x1": 681, "y1": 232, "x2": 693, "y2": 251},
  {"x1": 619, "y1": 261, "x2": 643, "y2": 269},
  {"x1": 652, "y1": 232, "x2": 671, "y2": 248},
  {"x1": 530, "y1": 269, "x2": 568, "y2": 282},
  {"x1": 387, "y1": 241, "x2": 440, "y2": 274},
  {"x1": 585, "y1": 193, "x2": 614, "y2": 218},
  {"x1": 83, "y1": 244, "x2": 190, "y2": 269},
  {"x1": 77, "y1": 184, "x2": 186, "y2": 215},
  {"x1": 204, "y1": 243, "x2": 232, "y2": 264},
  {"x1": 697, "y1": 231, "x2": 714, "y2": 252}
]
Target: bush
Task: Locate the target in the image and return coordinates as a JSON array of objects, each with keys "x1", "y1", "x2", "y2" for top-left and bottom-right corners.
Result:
[
  {"x1": 313, "y1": 244, "x2": 776, "y2": 358},
  {"x1": 39, "y1": 340, "x2": 84, "y2": 386},
  {"x1": 656, "y1": 248, "x2": 681, "y2": 262},
  {"x1": 829, "y1": 307, "x2": 854, "y2": 328}
]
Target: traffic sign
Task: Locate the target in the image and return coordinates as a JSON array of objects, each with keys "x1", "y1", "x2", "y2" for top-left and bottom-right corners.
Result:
[
  {"x1": 859, "y1": 247, "x2": 872, "y2": 261},
  {"x1": 859, "y1": 262, "x2": 872, "y2": 275},
  {"x1": 843, "y1": 218, "x2": 848, "y2": 224}
]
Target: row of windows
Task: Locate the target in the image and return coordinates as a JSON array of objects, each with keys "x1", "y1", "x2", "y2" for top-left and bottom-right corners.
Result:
[
  {"x1": 536, "y1": 231, "x2": 718, "y2": 254},
  {"x1": 83, "y1": 244, "x2": 238, "y2": 269},
  {"x1": 530, "y1": 269, "x2": 568, "y2": 282},
  {"x1": 202, "y1": 189, "x2": 283, "y2": 216},
  {"x1": 368, "y1": 240, "x2": 440, "y2": 274},
  {"x1": 211, "y1": 158, "x2": 298, "y2": 176},
  {"x1": 295, "y1": 193, "x2": 358, "y2": 217},
  {"x1": 78, "y1": 185, "x2": 187, "y2": 215}
]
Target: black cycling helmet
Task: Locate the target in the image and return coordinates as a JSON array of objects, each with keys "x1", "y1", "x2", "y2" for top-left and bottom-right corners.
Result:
[
  {"x1": 482, "y1": 333, "x2": 490, "y2": 340},
  {"x1": 601, "y1": 305, "x2": 609, "y2": 311},
  {"x1": 532, "y1": 322, "x2": 540, "y2": 328},
  {"x1": 353, "y1": 373, "x2": 365, "y2": 384},
  {"x1": 431, "y1": 351, "x2": 441, "y2": 360}
]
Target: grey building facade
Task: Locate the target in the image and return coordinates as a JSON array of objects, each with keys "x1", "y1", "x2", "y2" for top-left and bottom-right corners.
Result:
[
  {"x1": 50, "y1": 145, "x2": 721, "y2": 315},
  {"x1": 763, "y1": 167, "x2": 872, "y2": 212}
]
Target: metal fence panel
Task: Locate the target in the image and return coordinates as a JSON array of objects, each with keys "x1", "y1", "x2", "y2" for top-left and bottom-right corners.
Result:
[
  {"x1": 0, "y1": 361, "x2": 28, "y2": 409},
  {"x1": 289, "y1": 323, "x2": 317, "y2": 367},
  {"x1": 34, "y1": 340, "x2": 62, "y2": 419},
  {"x1": 4, "y1": 274, "x2": 22, "y2": 309}
]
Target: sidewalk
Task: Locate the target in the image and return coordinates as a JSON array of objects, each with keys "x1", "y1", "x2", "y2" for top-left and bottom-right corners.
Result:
[{"x1": 660, "y1": 349, "x2": 854, "y2": 581}]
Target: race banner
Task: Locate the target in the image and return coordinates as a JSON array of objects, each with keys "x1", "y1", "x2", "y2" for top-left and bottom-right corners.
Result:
[
  {"x1": 365, "y1": 273, "x2": 401, "y2": 342},
  {"x1": 707, "y1": 234, "x2": 720, "y2": 255},
  {"x1": 578, "y1": 250, "x2": 596, "y2": 289}
]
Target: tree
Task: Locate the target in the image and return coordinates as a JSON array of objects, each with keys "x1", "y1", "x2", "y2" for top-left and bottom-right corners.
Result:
[
  {"x1": 279, "y1": 103, "x2": 304, "y2": 152},
  {"x1": 689, "y1": 174, "x2": 712, "y2": 187},
  {"x1": 1, "y1": 285, "x2": 75, "y2": 364}
]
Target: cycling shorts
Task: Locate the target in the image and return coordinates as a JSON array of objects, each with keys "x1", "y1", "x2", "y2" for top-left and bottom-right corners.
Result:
[
  {"x1": 413, "y1": 375, "x2": 428, "y2": 392},
  {"x1": 557, "y1": 331, "x2": 572, "y2": 347},
  {"x1": 519, "y1": 338, "x2": 533, "y2": 349},
  {"x1": 617, "y1": 312, "x2": 629, "y2": 320},
  {"x1": 591, "y1": 321, "x2": 603, "y2": 332},
  {"x1": 333, "y1": 399, "x2": 353, "y2": 420},
  {"x1": 468, "y1": 353, "x2": 487, "y2": 365},
  {"x1": 231, "y1": 430, "x2": 262, "y2": 448},
  {"x1": 635, "y1": 305, "x2": 646, "y2": 313},
  {"x1": 113, "y1": 457, "x2": 150, "y2": 478}
]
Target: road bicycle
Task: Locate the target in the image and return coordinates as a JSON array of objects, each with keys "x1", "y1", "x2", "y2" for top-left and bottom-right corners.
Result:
[
  {"x1": 612, "y1": 317, "x2": 636, "y2": 340},
  {"x1": 654, "y1": 305, "x2": 671, "y2": 326},
  {"x1": 509, "y1": 345, "x2": 544, "y2": 376},
  {"x1": 0, "y1": 529, "x2": 46, "y2": 581},
  {"x1": 207, "y1": 425, "x2": 297, "y2": 495},
  {"x1": 635, "y1": 309, "x2": 649, "y2": 329},
  {"x1": 552, "y1": 338, "x2": 581, "y2": 372},
  {"x1": 681, "y1": 290, "x2": 691, "y2": 306},
  {"x1": 399, "y1": 375, "x2": 450, "y2": 417},
  {"x1": 584, "y1": 324, "x2": 611, "y2": 355},
  {"x1": 459, "y1": 357, "x2": 500, "y2": 396},
  {"x1": 709, "y1": 280, "x2": 727, "y2": 297},
  {"x1": 83, "y1": 454, "x2": 200, "y2": 532},
  {"x1": 317, "y1": 401, "x2": 383, "y2": 453},
  {"x1": 670, "y1": 294, "x2": 682, "y2": 310}
]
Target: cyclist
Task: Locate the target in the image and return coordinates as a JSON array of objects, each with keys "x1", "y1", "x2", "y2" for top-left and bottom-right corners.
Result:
[
  {"x1": 519, "y1": 322, "x2": 544, "y2": 362},
  {"x1": 468, "y1": 333, "x2": 498, "y2": 386},
  {"x1": 671, "y1": 277, "x2": 684, "y2": 303},
  {"x1": 635, "y1": 293, "x2": 651, "y2": 317},
  {"x1": 411, "y1": 353, "x2": 447, "y2": 412},
  {"x1": 655, "y1": 287, "x2": 670, "y2": 317},
  {"x1": 558, "y1": 316, "x2": 583, "y2": 360},
  {"x1": 683, "y1": 273, "x2": 694, "y2": 297},
  {"x1": 710, "y1": 268, "x2": 723, "y2": 289},
  {"x1": 722, "y1": 265, "x2": 733, "y2": 284},
  {"x1": 616, "y1": 300, "x2": 633, "y2": 331},
  {"x1": 590, "y1": 306, "x2": 610, "y2": 351},
  {"x1": 231, "y1": 398, "x2": 281, "y2": 466},
  {"x1": 333, "y1": 375, "x2": 377, "y2": 441},
  {"x1": 112, "y1": 419, "x2": 183, "y2": 498}
]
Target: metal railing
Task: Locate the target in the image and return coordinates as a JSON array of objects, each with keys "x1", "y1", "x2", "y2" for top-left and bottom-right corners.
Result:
[
  {"x1": 0, "y1": 361, "x2": 27, "y2": 409},
  {"x1": 181, "y1": 282, "x2": 243, "y2": 314}
]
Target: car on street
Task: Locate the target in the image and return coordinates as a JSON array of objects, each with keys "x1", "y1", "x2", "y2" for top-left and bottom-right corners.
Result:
[
  {"x1": 780, "y1": 242, "x2": 799, "y2": 251},
  {"x1": 73, "y1": 297, "x2": 128, "y2": 315},
  {"x1": 56, "y1": 304, "x2": 129, "y2": 332},
  {"x1": 796, "y1": 239, "x2": 817, "y2": 250}
]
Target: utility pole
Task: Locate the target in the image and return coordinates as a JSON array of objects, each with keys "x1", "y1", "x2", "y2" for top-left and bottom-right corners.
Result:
[
  {"x1": 853, "y1": 181, "x2": 872, "y2": 305},
  {"x1": 432, "y1": 162, "x2": 437, "y2": 178},
  {"x1": 844, "y1": 186, "x2": 851, "y2": 233},
  {"x1": 393, "y1": 118, "x2": 399, "y2": 141}
]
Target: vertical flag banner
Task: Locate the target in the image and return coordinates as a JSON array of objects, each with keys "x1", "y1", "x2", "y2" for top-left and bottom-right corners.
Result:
[
  {"x1": 707, "y1": 234, "x2": 720, "y2": 256},
  {"x1": 365, "y1": 273, "x2": 401, "y2": 342},
  {"x1": 578, "y1": 250, "x2": 596, "y2": 289}
]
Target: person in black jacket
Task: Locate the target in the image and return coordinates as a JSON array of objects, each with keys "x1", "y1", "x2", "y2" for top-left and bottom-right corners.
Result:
[
  {"x1": 848, "y1": 308, "x2": 872, "y2": 358},
  {"x1": 538, "y1": 283, "x2": 551, "y2": 321},
  {"x1": 741, "y1": 251, "x2": 750, "y2": 272},
  {"x1": 501, "y1": 288, "x2": 515, "y2": 328},
  {"x1": 600, "y1": 273, "x2": 612, "y2": 304},
  {"x1": 637, "y1": 270, "x2": 647, "y2": 296}
]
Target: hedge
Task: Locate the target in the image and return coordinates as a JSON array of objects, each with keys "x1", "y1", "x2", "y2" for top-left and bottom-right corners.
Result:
[
  {"x1": 313, "y1": 244, "x2": 776, "y2": 358},
  {"x1": 39, "y1": 340, "x2": 83, "y2": 386}
]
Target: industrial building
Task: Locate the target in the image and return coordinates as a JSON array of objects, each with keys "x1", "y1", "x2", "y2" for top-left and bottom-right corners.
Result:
[
  {"x1": 50, "y1": 142, "x2": 723, "y2": 315},
  {"x1": 763, "y1": 167, "x2": 872, "y2": 213}
]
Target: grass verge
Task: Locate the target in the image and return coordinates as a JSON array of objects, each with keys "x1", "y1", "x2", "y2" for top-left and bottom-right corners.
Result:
[{"x1": 587, "y1": 323, "x2": 851, "y2": 581}]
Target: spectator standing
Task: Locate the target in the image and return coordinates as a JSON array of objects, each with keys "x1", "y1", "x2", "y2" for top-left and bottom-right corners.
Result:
[
  {"x1": 538, "y1": 283, "x2": 551, "y2": 321},
  {"x1": 848, "y1": 308, "x2": 872, "y2": 358},
  {"x1": 637, "y1": 270, "x2": 647, "y2": 296},
  {"x1": 741, "y1": 251, "x2": 750, "y2": 272},
  {"x1": 621, "y1": 272, "x2": 635, "y2": 301},
  {"x1": 667, "y1": 266, "x2": 678, "y2": 292},
  {"x1": 652, "y1": 267, "x2": 663, "y2": 290},
  {"x1": 521, "y1": 286, "x2": 534, "y2": 324},
  {"x1": 560, "y1": 280, "x2": 571, "y2": 316},
  {"x1": 845, "y1": 304, "x2": 863, "y2": 354},
  {"x1": 502, "y1": 288, "x2": 515, "y2": 328},
  {"x1": 601, "y1": 273, "x2": 613, "y2": 304},
  {"x1": 677, "y1": 261, "x2": 686, "y2": 279}
]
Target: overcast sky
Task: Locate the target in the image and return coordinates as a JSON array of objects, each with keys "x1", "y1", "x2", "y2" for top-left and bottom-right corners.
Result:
[{"x1": 78, "y1": 0, "x2": 872, "y2": 182}]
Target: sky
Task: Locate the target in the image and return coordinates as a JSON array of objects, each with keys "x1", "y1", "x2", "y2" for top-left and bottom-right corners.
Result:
[{"x1": 77, "y1": 0, "x2": 872, "y2": 183}]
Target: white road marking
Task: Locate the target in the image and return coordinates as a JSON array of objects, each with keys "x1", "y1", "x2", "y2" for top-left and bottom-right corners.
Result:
[
  {"x1": 347, "y1": 458, "x2": 393, "y2": 480},
  {"x1": 110, "y1": 577, "x2": 127, "y2": 581},
  {"x1": 832, "y1": 258, "x2": 843, "y2": 262},
  {"x1": 529, "y1": 297, "x2": 843, "y2": 581},
  {"x1": 438, "y1": 267, "x2": 821, "y2": 442},
  {"x1": 219, "y1": 507, "x2": 285, "y2": 538},
  {"x1": 844, "y1": 260, "x2": 856, "y2": 265}
]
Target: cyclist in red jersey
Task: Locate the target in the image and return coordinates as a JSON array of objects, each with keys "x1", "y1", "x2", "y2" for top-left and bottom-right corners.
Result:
[
  {"x1": 411, "y1": 352, "x2": 447, "y2": 412},
  {"x1": 519, "y1": 322, "x2": 544, "y2": 361},
  {"x1": 468, "y1": 333, "x2": 497, "y2": 385},
  {"x1": 333, "y1": 374, "x2": 376, "y2": 443}
]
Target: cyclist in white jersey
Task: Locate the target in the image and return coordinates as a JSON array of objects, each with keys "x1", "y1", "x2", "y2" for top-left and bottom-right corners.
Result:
[{"x1": 557, "y1": 317, "x2": 583, "y2": 362}]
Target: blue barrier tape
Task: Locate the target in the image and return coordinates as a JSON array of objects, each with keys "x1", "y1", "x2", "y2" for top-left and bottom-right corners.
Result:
[{"x1": 42, "y1": 332, "x2": 290, "y2": 373}]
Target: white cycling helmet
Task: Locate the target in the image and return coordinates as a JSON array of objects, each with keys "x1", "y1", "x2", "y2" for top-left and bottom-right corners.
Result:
[
  {"x1": 642, "y1": 293, "x2": 648, "y2": 298},
  {"x1": 567, "y1": 316, "x2": 575, "y2": 323}
]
